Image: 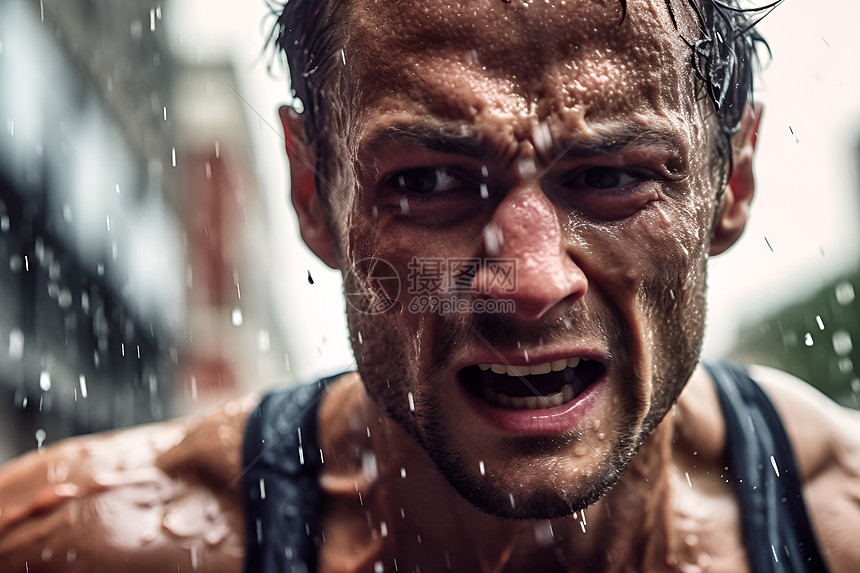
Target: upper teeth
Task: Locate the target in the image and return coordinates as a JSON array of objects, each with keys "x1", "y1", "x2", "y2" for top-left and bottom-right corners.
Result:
[{"x1": 478, "y1": 357, "x2": 583, "y2": 377}]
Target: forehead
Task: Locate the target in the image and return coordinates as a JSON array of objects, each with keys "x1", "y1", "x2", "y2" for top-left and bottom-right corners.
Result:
[{"x1": 341, "y1": 0, "x2": 700, "y2": 145}]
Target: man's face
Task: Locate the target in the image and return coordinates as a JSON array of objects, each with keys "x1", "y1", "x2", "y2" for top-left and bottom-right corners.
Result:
[{"x1": 324, "y1": 0, "x2": 718, "y2": 518}]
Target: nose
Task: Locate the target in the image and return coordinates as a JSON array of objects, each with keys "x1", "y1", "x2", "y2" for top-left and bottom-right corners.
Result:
[{"x1": 471, "y1": 189, "x2": 587, "y2": 321}]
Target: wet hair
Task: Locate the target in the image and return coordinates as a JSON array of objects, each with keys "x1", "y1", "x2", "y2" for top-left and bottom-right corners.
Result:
[{"x1": 266, "y1": 0, "x2": 779, "y2": 186}]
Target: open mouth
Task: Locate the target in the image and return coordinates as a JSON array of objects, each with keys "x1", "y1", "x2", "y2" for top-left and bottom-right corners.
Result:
[{"x1": 458, "y1": 358, "x2": 606, "y2": 410}]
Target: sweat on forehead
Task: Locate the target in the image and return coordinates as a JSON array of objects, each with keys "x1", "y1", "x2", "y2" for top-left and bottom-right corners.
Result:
[
  {"x1": 331, "y1": 0, "x2": 706, "y2": 169},
  {"x1": 344, "y1": 0, "x2": 696, "y2": 116}
]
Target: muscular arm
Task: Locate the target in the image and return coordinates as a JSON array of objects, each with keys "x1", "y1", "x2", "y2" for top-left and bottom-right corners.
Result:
[
  {"x1": 751, "y1": 366, "x2": 860, "y2": 573},
  {"x1": 0, "y1": 395, "x2": 256, "y2": 573}
]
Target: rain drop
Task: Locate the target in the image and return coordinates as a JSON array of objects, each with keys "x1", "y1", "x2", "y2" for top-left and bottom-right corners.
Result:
[
  {"x1": 832, "y1": 330, "x2": 853, "y2": 356},
  {"x1": 9, "y1": 328, "x2": 24, "y2": 359},
  {"x1": 803, "y1": 332, "x2": 813, "y2": 347},
  {"x1": 479, "y1": 460, "x2": 485, "y2": 475},
  {"x1": 35, "y1": 428, "x2": 46, "y2": 448},
  {"x1": 835, "y1": 281, "x2": 855, "y2": 305},
  {"x1": 39, "y1": 371, "x2": 51, "y2": 391},
  {"x1": 533, "y1": 521, "x2": 554, "y2": 545},
  {"x1": 231, "y1": 308, "x2": 243, "y2": 326},
  {"x1": 407, "y1": 392, "x2": 415, "y2": 412},
  {"x1": 79, "y1": 375, "x2": 88, "y2": 398}
]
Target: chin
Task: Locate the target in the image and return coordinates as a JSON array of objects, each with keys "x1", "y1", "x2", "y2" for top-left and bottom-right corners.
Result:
[{"x1": 417, "y1": 398, "x2": 647, "y2": 520}]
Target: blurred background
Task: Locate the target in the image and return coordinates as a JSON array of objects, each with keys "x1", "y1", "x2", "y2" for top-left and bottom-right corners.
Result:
[{"x1": 0, "y1": 0, "x2": 857, "y2": 461}]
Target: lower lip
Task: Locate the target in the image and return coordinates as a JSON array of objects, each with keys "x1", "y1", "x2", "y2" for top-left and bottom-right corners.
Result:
[{"x1": 459, "y1": 373, "x2": 607, "y2": 436}]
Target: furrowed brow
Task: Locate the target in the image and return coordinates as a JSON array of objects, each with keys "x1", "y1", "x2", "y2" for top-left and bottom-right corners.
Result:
[
  {"x1": 543, "y1": 126, "x2": 687, "y2": 162},
  {"x1": 358, "y1": 124, "x2": 505, "y2": 164}
]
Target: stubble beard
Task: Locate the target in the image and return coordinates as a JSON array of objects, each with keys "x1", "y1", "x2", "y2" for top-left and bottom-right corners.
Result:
[
  {"x1": 346, "y1": 257, "x2": 707, "y2": 520},
  {"x1": 348, "y1": 306, "x2": 667, "y2": 521}
]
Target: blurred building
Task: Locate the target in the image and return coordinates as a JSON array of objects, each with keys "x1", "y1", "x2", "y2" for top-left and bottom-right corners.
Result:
[{"x1": 0, "y1": 0, "x2": 291, "y2": 461}]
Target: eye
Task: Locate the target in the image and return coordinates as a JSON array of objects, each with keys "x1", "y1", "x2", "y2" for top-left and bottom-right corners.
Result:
[
  {"x1": 577, "y1": 166, "x2": 644, "y2": 192},
  {"x1": 391, "y1": 167, "x2": 463, "y2": 195},
  {"x1": 545, "y1": 164, "x2": 660, "y2": 220}
]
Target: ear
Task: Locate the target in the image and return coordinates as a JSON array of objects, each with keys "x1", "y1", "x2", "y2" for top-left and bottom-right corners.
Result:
[
  {"x1": 279, "y1": 105, "x2": 339, "y2": 269},
  {"x1": 709, "y1": 104, "x2": 762, "y2": 256}
]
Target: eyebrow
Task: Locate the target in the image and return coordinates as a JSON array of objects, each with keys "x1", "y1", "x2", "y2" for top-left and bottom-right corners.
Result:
[
  {"x1": 542, "y1": 126, "x2": 687, "y2": 163},
  {"x1": 358, "y1": 124, "x2": 509, "y2": 166},
  {"x1": 358, "y1": 122, "x2": 686, "y2": 168}
]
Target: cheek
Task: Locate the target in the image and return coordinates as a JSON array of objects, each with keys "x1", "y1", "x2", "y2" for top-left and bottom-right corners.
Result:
[{"x1": 575, "y1": 196, "x2": 713, "y2": 318}]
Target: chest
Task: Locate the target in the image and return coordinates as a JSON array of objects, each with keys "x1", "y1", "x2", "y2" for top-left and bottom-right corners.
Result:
[{"x1": 316, "y1": 476, "x2": 750, "y2": 573}]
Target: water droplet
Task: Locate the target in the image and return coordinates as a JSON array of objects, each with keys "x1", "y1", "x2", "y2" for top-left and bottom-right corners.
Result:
[
  {"x1": 816, "y1": 315, "x2": 825, "y2": 330},
  {"x1": 479, "y1": 460, "x2": 485, "y2": 475},
  {"x1": 533, "y1": 521, "x2": 554, "y2": 545},
  {"x1": 79, "y1": 375, "x2": 88, "y2": 398},
  {"x1": 480, "y1": 183, "x2": 489, "y2": 199},
  {"x1": 39, "y1": 371, "x2": 51, "y2": 391},
  {"x1": 9, "y1": 328, "x2": 24, "y2": 359},
  {"x1": 259, "y1": 478, "x2": 266, "y2": 499},
  {"x1": 509, "y1": 493, "x2": 516, "y2": 508},
  {"x1": 407, "y1": 392, "x2": 415, "y2": 412},
  {"x1": 803, "y1": 332, "x2": 813, "y2": 347},
  {"x1": 374, "y1": 561, "x2": 384, "y2": 573},
  {"x1": 362, "y1": 451, "x2": 379, "y2": 481},
  {"x1": 483, "y1": 223, "x2": 504, "y2": 256},
  {"x1": 832, "y1": 330, "x2": 853, "y2": 356},
  {"x1": 400, "y1": 467, "x2": 406, "y2": 479},
  {"x1": 231, "y1": 308, "x2": 243, "y2": 326},
  {"x1": 835, "y1": 281, "x2": 855, "y2": 305},
  {"x1": 35, "y1": 428, "x2": 46, "y2": 448}
]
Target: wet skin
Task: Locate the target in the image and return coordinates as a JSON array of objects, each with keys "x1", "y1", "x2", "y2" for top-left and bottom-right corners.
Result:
[
  {"x1": 3, "y1": 0, "x2": 860, "y2": 572},
  {"x1": 298, "y1": 0, "x2": 722, "y2": 520}
]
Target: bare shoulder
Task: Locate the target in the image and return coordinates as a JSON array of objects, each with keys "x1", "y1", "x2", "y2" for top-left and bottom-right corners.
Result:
[
  {"x1": 0, "y1": 394, "x2": 258, "y2": 573},
  {"x1": 750, "y1": 365, "x2": 860, "y2": 573}
]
